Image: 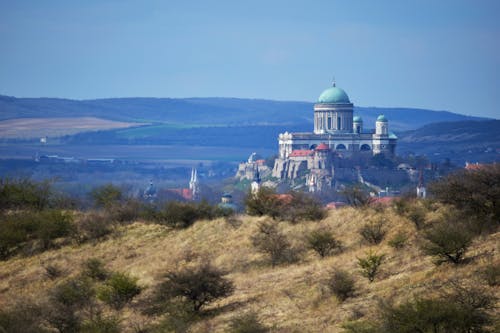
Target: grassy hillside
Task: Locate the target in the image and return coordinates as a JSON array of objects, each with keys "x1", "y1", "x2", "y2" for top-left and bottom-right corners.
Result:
[{"x1": 1, "y1": 207, "x2": 498, "y2": 332}]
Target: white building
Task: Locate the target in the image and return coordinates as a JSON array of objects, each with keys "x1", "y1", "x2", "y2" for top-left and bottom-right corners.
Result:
[{"x1": 273, "y1": 82, "x2": 397, "y2": 188}]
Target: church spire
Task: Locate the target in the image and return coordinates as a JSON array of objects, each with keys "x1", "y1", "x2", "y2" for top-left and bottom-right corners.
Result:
[
  {"x1": 332, "y1": 76, "x2": 336, "y2": 87},
  {"x1": 189, "y1": 167, "x2": 199, "y2": 200}
]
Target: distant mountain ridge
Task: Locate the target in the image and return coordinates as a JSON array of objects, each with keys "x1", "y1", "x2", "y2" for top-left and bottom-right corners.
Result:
[
  {"x1": 397, "y1": 120, "x2": 500, "y2": 164},
  {"x1": 0, "y1": 95, "x2": 488, "y2": 132}
]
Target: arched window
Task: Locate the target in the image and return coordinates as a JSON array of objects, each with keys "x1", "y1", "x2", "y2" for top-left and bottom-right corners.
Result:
[
  {"x1": 336, "y1": 144, "x2": 346, "y2": 150},
  {"x1": 360, "y1": 144, "x2": 371, "y2": 151}
]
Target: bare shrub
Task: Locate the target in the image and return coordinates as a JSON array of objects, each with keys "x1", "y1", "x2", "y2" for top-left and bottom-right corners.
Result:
[
  {"x1": 0, "y1": 299, "x2": 44, "y2": 333},
  {"x1": 229, "y1": 311, "x2": 269, "y2": 333},
  {"x1": 245, "y1": 188, "x2": 326, "y2": 222},
  {"x1": 82, "y1": 258, "x2": 109, "y2": 281},
  {"x1": 328, "y1": 270, "x2": 355, "y2": 301},
  {"x1": 152, "y1": 262, "x2": 234, "y2": 313},
  {"x1": 388, "y1": 231, "x2": 408, "y2": 249},
  {"x1": 421, "y1": 221, "x2": 472, "y2": 265},
  {"x1": 406, "y1": 205, "x2": 427, "y2": 229},
  {"x1": 251, "y1": 221, "x2": 297, "y2": 267},
  {"x1": 98, "y1": 272, "x2": 141, "y2": 310},
  {"x1": 481, "y1": 262, "x2": 500, "y2": 286},
  {"x1": 81, "y1": 315, "x2": 121, "y2": 333},
  {"x1": 341, "y1": 185, "x2": 373, "y2": 208},
  {"x1": 46, "y1": 277, "x2": 96, "y2": 333},
  {"x1": 429, "y1": 164, "x2": 500, "y2": 233},
  {"x1": 43, "y1": 262, "x2": 64, "y2": 280},
  {"x1": 306, "y1": 229, "x2": 342, "y2": 258},
  {"x1": 359, "y1": 219, "x2": 386, "y2": 245},
  {"x1": 75, "y1": 212, "x2": 115, "y2": 243}
]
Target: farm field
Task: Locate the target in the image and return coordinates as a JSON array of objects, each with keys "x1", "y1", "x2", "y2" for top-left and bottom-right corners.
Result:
[{"x1": 0, "y1": 117, "x2": 146, "y2": 139}]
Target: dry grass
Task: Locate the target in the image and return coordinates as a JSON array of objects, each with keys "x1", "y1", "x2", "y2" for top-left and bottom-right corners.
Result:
[
  {"x1": 0, "y1": 117, "x2": 145, "y2": 138},
  {"x1": 0, "y1": 207, "x2": 498, "y2": 332}
]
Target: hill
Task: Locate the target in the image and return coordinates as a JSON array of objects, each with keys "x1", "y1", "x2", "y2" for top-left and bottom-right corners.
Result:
[
  {"x1": 0, "y1": 95, "x2": 487, "y2": 131},
  {"x1": 1, "y1": 208, "x2": 498, "y2": 332},
  {"x1": 398, "y1": 119, "x2": 500, "y2": 164},
  {"x1": 0, "y1": 167, "x2": 499, "y2": 332}
]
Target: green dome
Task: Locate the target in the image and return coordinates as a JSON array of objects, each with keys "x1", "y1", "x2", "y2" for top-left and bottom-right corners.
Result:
[
  {"x1": 377, "y1": 115, "x2": 388, "y2": 122},
  {"x1": 318, "y1": 86, "x2": 350, "y2": 104},
  {"x1": 353, "y1": 116, "x2": 363, "y2": 122}
]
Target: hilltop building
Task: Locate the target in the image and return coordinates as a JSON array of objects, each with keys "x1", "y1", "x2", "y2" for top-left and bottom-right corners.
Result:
[
  {"x1": 236, "y1": 153, "x2": 270, "y2": 181},
  {"x1": 272, "y1": 81, "x2": 397, "y2": 191},
  {"x1": 218, "y1": 193, "x2": 238, "y2": 211}
]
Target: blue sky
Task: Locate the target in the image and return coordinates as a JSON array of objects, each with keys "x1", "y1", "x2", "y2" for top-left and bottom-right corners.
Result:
[{"x1": 0, "y1": 0, "x2": 499, "y2": 118}]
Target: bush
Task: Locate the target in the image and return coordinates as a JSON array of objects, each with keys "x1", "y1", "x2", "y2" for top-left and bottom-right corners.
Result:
[
  {"x1": 43, "y1": 262, "x2": 64, "y2": 280},
  {"x1": 359, "y1": 219, "x2": 386, "y2": 245},
  {"x1": 74, "y1": 212, "x2": 115, "y2": 243},
  {"x1": 46, "y1": 277, "x2": 96, "y2": 333},
  {"x1": 481, "y1": 262, "x2": 500, "y2": 286},
  {"x1": 245, "y1": 187, "x2": 283, "y2": 219},
  {"x1": 357, "y1": 251, "x2": 385, "y2": 282},
  {"x1": 90, "y1": 184, "x2": 123, "y2": 208},
  {"x1": 342, "y1": 282, "x2": 497, "y2": 333},
  {"x1": 0, "y1": 178, "x2": 52, "y2": 211},
  {"x1": 82, "y1": 258, "x2": 109, "y2": 281},
  {"x1": 147, "y1": 298, "x2": 200, "y2": 332},
  {"x1": 81, "y1": 315, "x2": 121, "y2": 333},
  {"x1": 35, "y1": 210, "x2": 74, "y2": 250},
  {"x1": 229, "y1": 312, "x2": 269, "y2": 333},
  {"x1": 388, "y1": 232, "x2": 408, "y2": 249},
  {"x1": 98, "y1": 272, "x2": 141, "y2": 309},
  {"x1": 251, "y1": 221, "x2": 297, "y2": 267},
  {"x1": 0, "y1": 300, "x2": 44, "y2": 333},
  {"x1": 0, "y1": 215, "x2": 28, "y2": 259},
  {"x1": 341, "y1": 320, "x2": 380, "y2": 333},
  {"x1": 341, "y1": 185, "x2": 373, "y2": 208},
  {"x1": 245, "y1": 188, "x2": 326, "y2": 222},
  {"x1": 379, "y1": 291, "x2": 496, "y2": 333},
  {"x1": 0, "y1": 209, "x2": 73, "y2": 259},
  {"x1": 282, "y1": 191, "x2": 327, "y2": 223},
  {"x1": 154, "y1": 200, "x2": 230, "y2": 229},
  {"x1": 306, "y1": 229, "x2": 341, "y2": 258},
  {"x1": 405, "y1": 205, "x2": 427, "y2": 230},
  {"x1": 428, "y1": 164, "x2": 500, "y2": 233},
  {"x1": 328, "y1": 270, "x2": 355, "y2": 301},
  {"x1": 153, "y1": 262, "x2": 234, "y2": 313},
  {"x1": 421, "y1": 221, "x2": 473, "y2": 265}
]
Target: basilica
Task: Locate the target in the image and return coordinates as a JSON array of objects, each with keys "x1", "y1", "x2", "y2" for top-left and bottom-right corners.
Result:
[{"x1": 272, "y1": 82, "x2": 397, "y2": 191}]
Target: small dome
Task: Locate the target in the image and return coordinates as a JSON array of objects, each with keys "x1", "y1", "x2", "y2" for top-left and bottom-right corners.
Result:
[
  {"x1": 318, "y1": 86, "x2": 350, "y2": 104},
  {"x1": 376, "y1": 115, "x2": 388, "y2": 122},
  {"x1": 353, "y1": 116, "x2": 363, "y2": 122}
]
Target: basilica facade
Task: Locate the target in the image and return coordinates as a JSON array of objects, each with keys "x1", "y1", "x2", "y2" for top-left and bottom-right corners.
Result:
[{"x1": 272, "y1": 82, "x2": 397, "y2": 191}]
